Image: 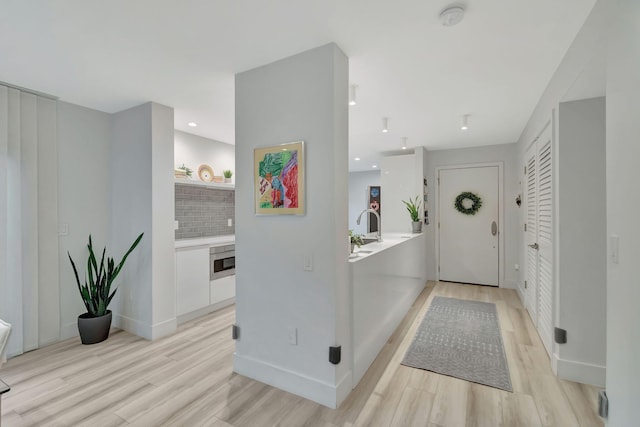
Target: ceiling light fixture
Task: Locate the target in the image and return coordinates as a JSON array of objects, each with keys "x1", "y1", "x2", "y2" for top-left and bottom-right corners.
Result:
[
  {"x1": 349, "y1": 84, "x2": 358, "y2": 106},
  {"x1": 382, "y1": 117, "x2": 389, "y2": 133},
  {"x1": 401, "y1": 137, "x2": 408, "y2": 150},
  {"x1": 188, "y1": 122, "x2": 198, "y2": 127},
  {"x1": 372, "y1": 164, "x2": 378, "y2": 168},
  {"x1": 461, "y1": 114, "x2": 470, "y2": 130},
  {"x1": 439, "y1": 6, "x2": 465, "y2": 27},
  {"x1": 354, "y1": 157, "x2": 361, "y2": 161}
]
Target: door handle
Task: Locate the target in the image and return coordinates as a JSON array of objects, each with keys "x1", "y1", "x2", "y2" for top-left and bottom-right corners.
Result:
[
  {"x1": 491, "y1": 221, "x2": 497, "y2": 236},
  {"x1": 528, "y1": 243, "x2": 539, "y2": 250}
]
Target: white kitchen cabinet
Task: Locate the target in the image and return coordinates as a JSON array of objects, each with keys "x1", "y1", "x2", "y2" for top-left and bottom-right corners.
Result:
[
  {"x1": 210, "y1": 275, "x2": 235, "y2": 305},
  {"x1": 176, "y1": 247, "x2": 210, "y2": 316}
]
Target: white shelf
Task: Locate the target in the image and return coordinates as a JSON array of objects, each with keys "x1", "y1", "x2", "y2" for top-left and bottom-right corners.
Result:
[{"x1": 174, "y1": 178, "x2": 235, "y2": 190}]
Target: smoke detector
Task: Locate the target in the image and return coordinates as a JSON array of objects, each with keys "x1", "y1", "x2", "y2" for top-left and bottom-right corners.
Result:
[{"x1": 440, "y1": 6, "x2": 465, "y2": 26}]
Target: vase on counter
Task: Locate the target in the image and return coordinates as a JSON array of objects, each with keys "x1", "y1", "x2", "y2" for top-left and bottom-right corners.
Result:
[{"x1": 412, "y1": 221, "x2": 422, "y2": 233}]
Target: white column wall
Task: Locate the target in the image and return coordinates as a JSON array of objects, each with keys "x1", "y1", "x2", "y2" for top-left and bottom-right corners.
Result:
[
  {"x1": 556, "y1": 97, "x2": 606, "y2": 386},
  {"x1": 605, "y1": 1, "x2": 640, "y2": 424},
  {"x1": 110, "y1": 102, "x2": 176, "y2": 340},
  {"x1": 234, "y1": 43, "x2": 350, "y2": 408}
]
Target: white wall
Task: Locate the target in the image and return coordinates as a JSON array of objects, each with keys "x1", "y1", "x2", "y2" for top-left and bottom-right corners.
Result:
[
  {"x1": 110, "y1": 102, "x2": 176, "y2": 340},
  {"x1": 516, "y1": 0, "x2": 607, "y2": 301},
  {"x1": 174, "y1": 130, "x2": 235, "y2": 182},
  {"x1": 234, "y1": 43, "x2": 350, "y2": 408},
  {"x1": 605, "y1": 1, "x2": 640, "y2": 424},
  {"x1": 556, "y1": 97, "x2": 606, "y2": 386},
  {"x1": 424, "y1": 143, "x2": 519, "y2": 287},
  {"x1": 57, "y1": 102, "x2": 111, "y2": 340},
  {"x1": 514, "y1": 0, "x2": 608, "y2": 388},
  {"x1": 348, "y1": 171, "x2": 380, "y2": 235},
  {"x1": 380, "y1": 153, "x2": 420, "y2": 233}
]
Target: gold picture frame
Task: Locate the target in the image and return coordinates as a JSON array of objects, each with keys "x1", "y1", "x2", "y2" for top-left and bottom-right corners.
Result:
[{"x1": 254, "y1": 141, "x2": 305, "y2": 215}]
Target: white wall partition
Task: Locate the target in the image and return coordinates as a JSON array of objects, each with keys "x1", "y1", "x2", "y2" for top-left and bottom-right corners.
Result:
[
  {"x1": 556, "y1": 97, "x2": 606, "y2": 386},
  {"x1": 234, "y1": 43, "x2": 350, "y2": 408},
  {"x1": 110, "y1": 102, "x2": 176, "y2": 340},
  {"x1": 606, "y1": 1, "x2": 640, "y2": 424},
  {"x1": 57, "y1": 102, "x2": 111, "y2": 340},
  {"x1": 0, "y1": 85, "x2": 59, "y2": 357}
]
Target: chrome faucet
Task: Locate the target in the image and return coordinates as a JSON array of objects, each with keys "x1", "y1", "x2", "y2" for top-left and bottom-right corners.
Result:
[{"x1": 356, "y1": 209, "x2": 382, "y2": 242}]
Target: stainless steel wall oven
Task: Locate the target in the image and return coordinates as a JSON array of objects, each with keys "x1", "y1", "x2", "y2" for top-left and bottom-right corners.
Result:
[{"x1": 210, "y1": 245, "x2": 235, "y2": 280}]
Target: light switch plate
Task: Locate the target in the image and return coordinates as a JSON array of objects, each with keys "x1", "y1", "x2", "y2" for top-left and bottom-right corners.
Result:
[
  {"x1": 288, "y1": 326, "x2": 297, "y2": 345},
  {"x1": 303, "y1": 253, "x2": 313, "y2": 271},
  {"x1": 610, "y1": 235, "x2": 619, "y2": 264}
]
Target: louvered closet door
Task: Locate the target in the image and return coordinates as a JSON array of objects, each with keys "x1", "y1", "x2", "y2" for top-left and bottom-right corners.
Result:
[
  {"x1": 536, "y1": 126, "x2": 553, "y2": 355},
  {"x1": 525, "y1": 145, "x2": 538, "y2": 326},
  {"x1": 524, "y1": 121, "x2": 554, "y2": 357}
]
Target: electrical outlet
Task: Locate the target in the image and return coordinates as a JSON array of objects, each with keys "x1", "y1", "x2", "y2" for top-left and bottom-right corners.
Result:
[
  {"x1": 514, "y1": 264, "x2": 519, "y2": 271},
  {"x1": 288, "y1": 326, "x2": 297, "y2": 345},
  {"x1": 227, "y1": 218, "x2": 233, "y2": 227}
]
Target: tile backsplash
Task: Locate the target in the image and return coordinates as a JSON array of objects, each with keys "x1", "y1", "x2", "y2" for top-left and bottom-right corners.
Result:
[{"x1": 175, "y1": 185, "x2": 235, "y2": 239}]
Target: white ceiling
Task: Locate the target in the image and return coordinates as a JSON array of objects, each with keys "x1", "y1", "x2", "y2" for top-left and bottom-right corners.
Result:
[{"x1": 0, "y1": 1, "x2": 596, "y2": 171}]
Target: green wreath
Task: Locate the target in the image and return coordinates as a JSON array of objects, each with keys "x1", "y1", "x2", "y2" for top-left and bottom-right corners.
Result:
[{"x1": 454, "y1": 192, "x2": 482, "y2": 215}]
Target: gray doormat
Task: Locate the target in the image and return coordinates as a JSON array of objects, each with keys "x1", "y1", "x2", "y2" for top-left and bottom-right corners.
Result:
[{"x1": 402, "y1": 296, "x2": 513, "y2": 392}]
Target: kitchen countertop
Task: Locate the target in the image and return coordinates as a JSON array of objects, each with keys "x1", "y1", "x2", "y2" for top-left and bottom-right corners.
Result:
[
  {"x1": 348, "y1": 232, "x2": 423, "y2": 263},
  {"x1": 175, "y1": 235, "x2": 235, "y2": 249}
]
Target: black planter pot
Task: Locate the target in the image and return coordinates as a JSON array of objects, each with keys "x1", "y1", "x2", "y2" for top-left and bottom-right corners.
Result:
[{"x1": 78, "y1": 310, "x2": 112, "y2": 345}]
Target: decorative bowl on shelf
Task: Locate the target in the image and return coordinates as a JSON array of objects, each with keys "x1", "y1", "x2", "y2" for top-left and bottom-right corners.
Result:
[{"x1": 197, "y1": 164, "x2": 214, "y2": 182}]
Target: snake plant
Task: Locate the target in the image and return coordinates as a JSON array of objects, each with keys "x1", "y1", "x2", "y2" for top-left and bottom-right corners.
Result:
[
  {"x1": 68, "y1": 233, "x2": 143, "y2": 317},
  {"x1": 402, "y1": 196, "x2": 422, "y2": 222}
]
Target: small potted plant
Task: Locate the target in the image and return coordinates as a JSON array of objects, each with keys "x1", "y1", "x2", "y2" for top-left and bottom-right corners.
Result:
[
  {"x1": 68, "y1": 233, "x2": 143, "y2": 345},
  {"x1": 349, "y1": 229, "x2": 365, "y2": 254},
  {"x1": 223, "y1": 170, "x2": 233, "y2": 183},
  {"x1": 402, "y1": 196, "x2": 423, "y2": 233}
]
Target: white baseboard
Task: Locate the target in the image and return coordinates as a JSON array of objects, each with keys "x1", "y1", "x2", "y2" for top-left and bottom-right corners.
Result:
[
  {"x1": 177, "y1": 298, "x2": 235, "y2": 324},
  {"x1": 233, "y1": 353, "x2": 350, "y2": 409},
  {"x1": 113, "y1": 313, "x2": 152, "y2": 340},
  {"x1": 112, "y1": 313, "x2": 177, "y2": 341},
  {"x1": 335, "y1": 370, "x2": 353, "y2": 408},
  {"x1": 60, "y1": 322, "x2": 79, "y2": 341},
  {"x1": 553, "y1": 354, "x2": 606, "y2": 387},
  {"x1": 151, "y1": 317, "x2": 177, "y2": 340}
]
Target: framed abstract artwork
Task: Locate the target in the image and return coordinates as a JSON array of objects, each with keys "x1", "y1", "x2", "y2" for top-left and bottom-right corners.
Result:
[{"x1": 254, "y1": 140, "x2": 305, "y2": 215}]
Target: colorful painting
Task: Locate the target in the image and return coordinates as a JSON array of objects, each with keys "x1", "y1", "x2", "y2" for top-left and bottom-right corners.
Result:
[{"x1": 254, "y1": 141, "x2": 305, "y2": 215}]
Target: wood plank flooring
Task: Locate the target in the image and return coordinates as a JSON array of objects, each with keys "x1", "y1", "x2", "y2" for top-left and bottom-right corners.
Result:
[{"x1": 0, "y1": 282, "x2": 603, "y2": 426}]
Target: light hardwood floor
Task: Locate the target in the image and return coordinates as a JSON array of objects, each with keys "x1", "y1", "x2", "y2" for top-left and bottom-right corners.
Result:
[{"x1": 0, "y1": 282, "x2": 603, "y2": 426}]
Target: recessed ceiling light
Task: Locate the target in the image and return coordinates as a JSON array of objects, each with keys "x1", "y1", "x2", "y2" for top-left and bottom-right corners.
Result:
[
  {"x1": 354, "y1": 157, "x2": 361, "y2": 161},
  {"x1": 401, "y1": 137, "x2": 408, "y2": 150},
  {"x1": 372, "y1": 164, "x2": 378, "y2": 168},
  {"x1": 382, "y1": 117, "x2": 389, "y2": 133},
  {"x1": 188, "y1": 122, "x2": 198, "y2": 127},
  {"x1": 349, "y1": 84, "x2": 358, "y2": 106},
  {"x1": 461, "y1": 114, "x2": 470, "y2": 131}
]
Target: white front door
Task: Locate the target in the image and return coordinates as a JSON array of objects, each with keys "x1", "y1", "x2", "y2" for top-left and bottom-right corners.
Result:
[
  {"x1": 439, "y1": 166, "x2": 499, "y2": 286},
  {"x1": 525, "y1": 123, "x2": 554, "y2": 356}
]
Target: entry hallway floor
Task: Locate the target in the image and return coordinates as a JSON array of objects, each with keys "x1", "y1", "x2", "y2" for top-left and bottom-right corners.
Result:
[{"x1": 1, "y1": 281, "x2": 603, "y2": 426}]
